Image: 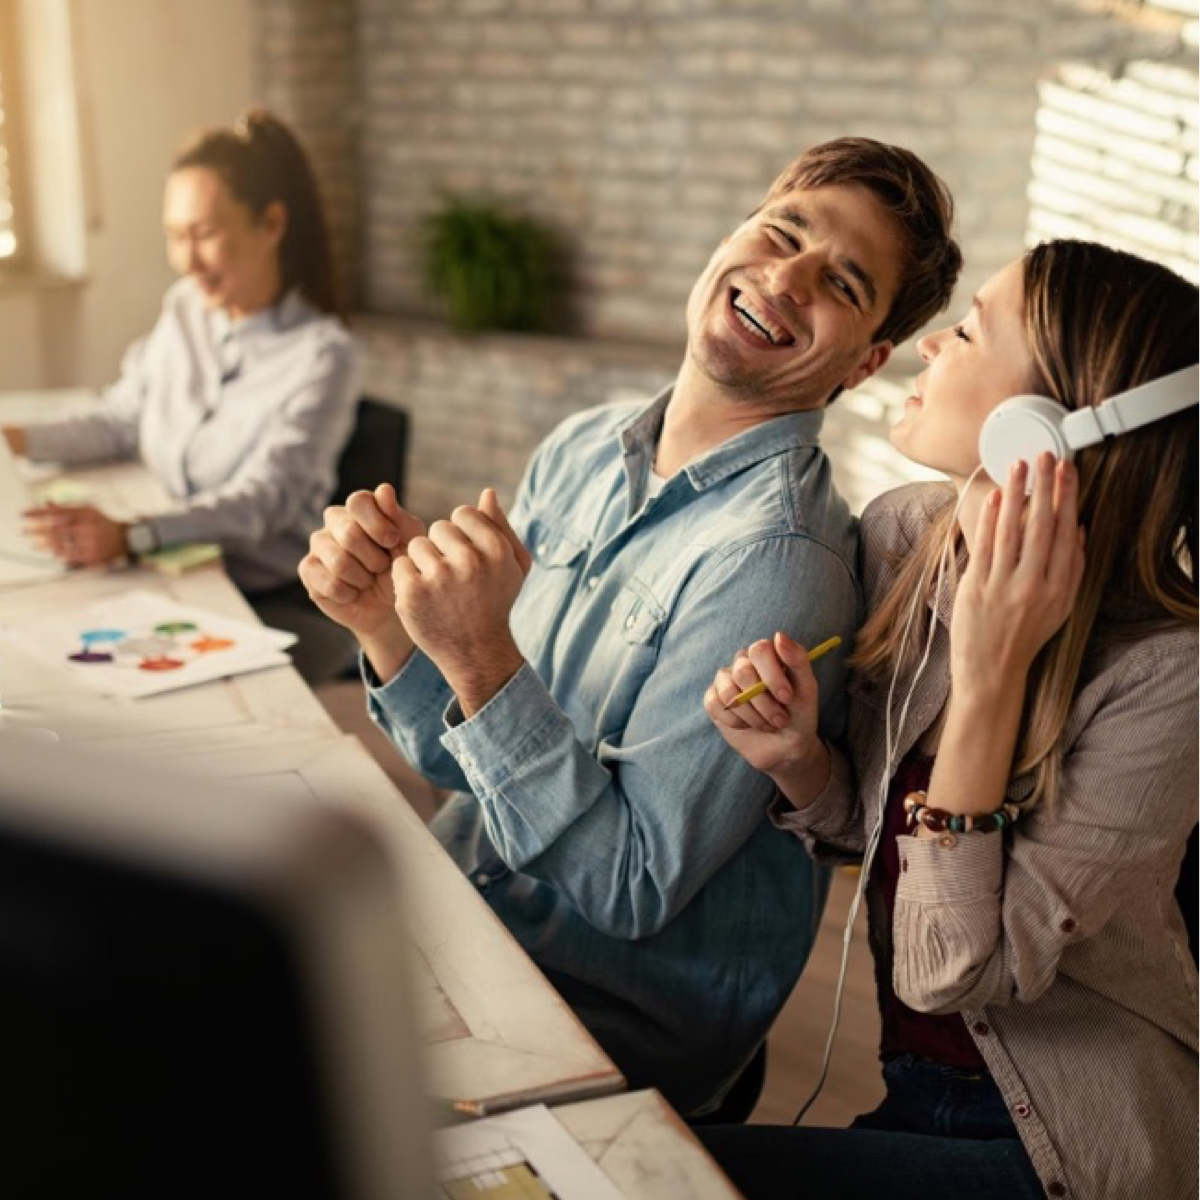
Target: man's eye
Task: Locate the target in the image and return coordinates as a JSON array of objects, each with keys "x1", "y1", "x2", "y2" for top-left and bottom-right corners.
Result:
[
  {"x1": 768, "y1": 225, "x2": 800, "y2": 250},
  {"x1": 829, "y1": 275, "x2": 860, "y2": 306}
]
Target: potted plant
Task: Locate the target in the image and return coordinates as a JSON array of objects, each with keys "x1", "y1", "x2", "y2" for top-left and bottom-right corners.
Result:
[{"x1": 419, "y1": 193, "x2": 559, "y2": 333}]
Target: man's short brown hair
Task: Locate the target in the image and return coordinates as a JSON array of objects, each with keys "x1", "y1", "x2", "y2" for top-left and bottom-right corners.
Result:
[{"x1": 760, "y1": 137, "x2": 962, "y2": 346}]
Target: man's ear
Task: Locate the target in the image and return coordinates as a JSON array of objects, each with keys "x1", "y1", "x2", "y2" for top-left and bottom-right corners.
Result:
[{"x1": 840, "y1": 341, "x2": 893, "y2": 393}]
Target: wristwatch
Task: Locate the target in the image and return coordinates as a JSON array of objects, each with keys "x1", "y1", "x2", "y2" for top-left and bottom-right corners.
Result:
[{"x1": 125, "y1": 520, "x2": 159, "y2": 557}]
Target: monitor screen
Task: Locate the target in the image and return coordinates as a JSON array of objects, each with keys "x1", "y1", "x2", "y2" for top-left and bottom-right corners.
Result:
[{"x1": 0, "y1": 733, "x2": 430, "y2": 1200}]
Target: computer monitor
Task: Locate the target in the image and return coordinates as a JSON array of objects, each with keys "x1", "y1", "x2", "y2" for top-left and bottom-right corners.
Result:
[{"x1": 0, "y1": 732, "x2": 430, "y2": 1200}]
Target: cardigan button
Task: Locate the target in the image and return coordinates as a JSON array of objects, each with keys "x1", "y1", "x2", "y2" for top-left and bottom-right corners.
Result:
[
  {"x1": 1047, "y1": 1183, "x2": 1067, "y2": 1197},
  {"x1": 972, "y1": 1021, "x2": 990, "y2": 1036},
  {"x1": 1060, "y1": 918, "x2": 1077, "y2": 933},
  {"x1": 1013, "y1": 1102, "x2": 1031, "y2": 1118}
]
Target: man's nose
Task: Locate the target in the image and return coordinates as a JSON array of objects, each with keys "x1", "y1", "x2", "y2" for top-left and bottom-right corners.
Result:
[{"x1": 762, "y1": 251, "x2": 818, "y2": 306}]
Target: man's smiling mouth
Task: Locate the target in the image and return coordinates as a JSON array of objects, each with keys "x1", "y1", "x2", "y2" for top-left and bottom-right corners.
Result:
[{"x1": 731, "y1": 290, "x2": 795, "y2": 347}]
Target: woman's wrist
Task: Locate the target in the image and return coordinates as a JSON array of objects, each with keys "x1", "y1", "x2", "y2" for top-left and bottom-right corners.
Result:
[
  {"x1": 770, "y1": 737, "x2": 832, "y2": 811},
  {"x1": 925, "y1": 684, "x2": 1025, "y2": 818}
]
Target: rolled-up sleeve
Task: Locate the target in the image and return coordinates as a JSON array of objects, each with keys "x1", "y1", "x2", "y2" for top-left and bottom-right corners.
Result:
[
  {"x1": 769, "y1": 741, "x2": 865, "y2": 864},
  {"x1": 892, "y1": 640, "x2": 1198, "y2": 1013}
]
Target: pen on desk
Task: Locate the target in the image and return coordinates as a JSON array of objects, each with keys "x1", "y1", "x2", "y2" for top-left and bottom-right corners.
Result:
[
  {"x1": 431, "y1": 1096, "x2": 487, "y2": 1119},
  {"x1": 723, "y1": 635, "x2": 843, "y2": 709}
]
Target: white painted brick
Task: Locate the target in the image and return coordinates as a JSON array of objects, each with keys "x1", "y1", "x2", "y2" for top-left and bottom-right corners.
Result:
[
  {"x1": 1040, "y1": 80, "x2": 1184, "y2": 143},
  {"x1": 1036, "y1": 107, "x2": 1187, "y2": 173}
]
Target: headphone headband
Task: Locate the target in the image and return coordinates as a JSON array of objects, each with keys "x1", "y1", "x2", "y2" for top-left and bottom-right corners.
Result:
[
  {"x1": 1063, "y1": 363, "x2": 1200, "y2": 450},
  {"x1": 979, "y1": 364, "x2": 1199, "y2": 486}
]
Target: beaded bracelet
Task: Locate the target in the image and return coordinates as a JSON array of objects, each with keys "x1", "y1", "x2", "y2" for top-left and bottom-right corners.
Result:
[{"x1": 902, "y1": 790, "x2": 1021, "y2": 835}]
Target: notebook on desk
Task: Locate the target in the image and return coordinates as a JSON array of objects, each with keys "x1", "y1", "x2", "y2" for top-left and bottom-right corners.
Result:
[{"x1": 0, "y1": 433, "x2": 66, "y2": 582}]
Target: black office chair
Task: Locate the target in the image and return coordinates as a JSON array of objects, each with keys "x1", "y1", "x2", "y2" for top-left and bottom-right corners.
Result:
[
  {"x1": 1176, "y1": 824, "x2": 1197, "y2": 963},
  {"x1": 331, "y1": 396, "x2": 410, "y2": 506}
]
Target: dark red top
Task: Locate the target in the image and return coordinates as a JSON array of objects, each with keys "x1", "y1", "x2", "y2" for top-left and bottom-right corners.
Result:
[{"x1": 871, "y1": 751, "x2": 987, "y2": 1070}]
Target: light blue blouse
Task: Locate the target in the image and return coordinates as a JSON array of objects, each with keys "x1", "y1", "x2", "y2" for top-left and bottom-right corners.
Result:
[{"x1": 23, "y1": 277, "x2": 358, "y2": 592}]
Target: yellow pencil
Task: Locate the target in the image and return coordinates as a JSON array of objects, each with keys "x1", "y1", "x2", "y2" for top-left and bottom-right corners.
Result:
[
  {"x1": 431, "y1": 1095, "x2": 487, "y2": 1118},
  {"x1": 723, "y1": 635, "x2": 842, "y2": 709}
]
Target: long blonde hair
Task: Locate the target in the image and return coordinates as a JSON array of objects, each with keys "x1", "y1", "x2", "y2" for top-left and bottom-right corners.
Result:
[{"x1": 853, "y1": 240, "x2": 1199, "y2": 809}]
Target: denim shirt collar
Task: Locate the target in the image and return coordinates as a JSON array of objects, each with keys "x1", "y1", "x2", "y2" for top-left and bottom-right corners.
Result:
[{"x1": 620, "y1": 384, "x2": 827, "y2": 497}]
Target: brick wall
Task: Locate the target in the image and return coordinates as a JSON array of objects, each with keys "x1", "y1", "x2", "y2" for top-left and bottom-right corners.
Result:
[
  {"x1": 255, "y1": 0, "x2": 361, "y2": 306},
  {"x1": 253, "y1": 0, "x2": 1198, "y2": 520},
  {"x1": 1029, "y1": 54, "x2": 1198, "y2": 278}
]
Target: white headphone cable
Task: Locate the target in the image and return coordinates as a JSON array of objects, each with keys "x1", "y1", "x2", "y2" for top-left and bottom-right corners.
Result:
[{"x1": 790, "y1": 469, "x2": 983, "y2": 1125}]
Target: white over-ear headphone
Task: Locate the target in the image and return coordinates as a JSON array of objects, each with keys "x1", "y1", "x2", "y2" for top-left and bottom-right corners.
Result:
[{"x1": 979, "y1": 363, "x2": 1199, "y2": 486}]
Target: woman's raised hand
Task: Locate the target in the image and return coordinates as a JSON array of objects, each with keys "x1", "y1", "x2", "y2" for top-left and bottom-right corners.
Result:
[
  {"x1": 952, "y1": 452, "x2": 1086, "y2": 695},
  {"x1": 704, "y1": 631, "x2": 829, "y2": 804}
]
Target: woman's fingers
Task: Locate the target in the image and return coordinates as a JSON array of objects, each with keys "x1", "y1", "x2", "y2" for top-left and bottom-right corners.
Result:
[
  {"x1": 991, "y1": 459, "x2": 1028, "y2": 576},
  {"x1": 1015, "y1": 452, "x2": 1057, "y2": 578},
  {"x1": 703, "y1": 641, "x2": 795, "y2": 731}
]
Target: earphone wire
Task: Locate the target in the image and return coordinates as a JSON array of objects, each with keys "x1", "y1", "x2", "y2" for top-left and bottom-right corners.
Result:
[{"x1": 789, "y1": 468, "x2": 983, "y2": 1126}]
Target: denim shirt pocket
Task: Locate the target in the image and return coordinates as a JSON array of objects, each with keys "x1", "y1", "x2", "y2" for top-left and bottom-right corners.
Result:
[
  {"x1": 526, "y1": 517, "x2": 591, "y2": 571},
  {"x1": 514, "y1": 516, "x2": 593, "y2": 668},
  {"x1": 610, "y1": 577, "x2": 667, "y2": 649},
  {"x1": 573, "y1": 578, "x2": 667, "y2": 738}
]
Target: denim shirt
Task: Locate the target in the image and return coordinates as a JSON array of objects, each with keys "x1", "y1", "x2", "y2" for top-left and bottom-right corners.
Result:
[{"x1": 367, "y1": 388, "x2": 860, "y2": 1114}]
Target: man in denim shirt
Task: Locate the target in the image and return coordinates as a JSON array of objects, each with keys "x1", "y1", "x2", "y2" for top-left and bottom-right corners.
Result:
[{"x1": 300, "y1": 138, "x2": 962, "y2": 1116}]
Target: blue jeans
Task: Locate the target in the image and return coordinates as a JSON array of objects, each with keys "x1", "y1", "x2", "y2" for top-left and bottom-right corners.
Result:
[{"x1": 695, "y1": 1055, "x2": 1044, "y2": 1200}]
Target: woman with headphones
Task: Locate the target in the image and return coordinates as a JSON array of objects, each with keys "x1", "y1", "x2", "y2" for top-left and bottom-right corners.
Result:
[
  {"x1": 4, "y1": 109, "x2": 358, "y2": 683},
  {"x1": 699, "y1": 240, "x2": 1197, "y2": 1199}
]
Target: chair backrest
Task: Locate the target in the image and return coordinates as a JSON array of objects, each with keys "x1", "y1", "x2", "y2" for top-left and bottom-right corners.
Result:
[
  {"x1": 1176, "y1": 823, "x2": 1198, "y2": 963},
  {"x1": 332, "y1": 397, "x2": 410, "y2": 506}
]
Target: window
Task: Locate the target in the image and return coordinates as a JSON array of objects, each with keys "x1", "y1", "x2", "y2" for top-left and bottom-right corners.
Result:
[{"x1": 0, "y1": 0, "x2": 21, "y2": 260}]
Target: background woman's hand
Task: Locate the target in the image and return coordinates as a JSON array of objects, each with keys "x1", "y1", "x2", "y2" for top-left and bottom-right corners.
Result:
[
  {"x1": 22, "y1": 503, "x2": 127, "y2": 566},
  {"x1": 704, "y1": 632, "x2": 830, "y2": 806},
  {"x1": 952, "y1": 453, "x2": 1086, "y2": 694}
]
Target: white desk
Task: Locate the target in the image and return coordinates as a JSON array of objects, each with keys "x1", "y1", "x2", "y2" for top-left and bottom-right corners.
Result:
[
  {"x1": 0, "y1": 399, "x2": 622, "y2": 1114},
  {"x1": 0, "y1": 394, "x2": 743, "y2": 1197},
  {"x1": 557, "y1": 1090, "x2": 745, "y2": 1200}
]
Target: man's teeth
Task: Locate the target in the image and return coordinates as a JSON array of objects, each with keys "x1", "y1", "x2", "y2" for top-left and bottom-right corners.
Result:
[{"x1": 733, "y1": 295, "x2": 792, "y2": 346}]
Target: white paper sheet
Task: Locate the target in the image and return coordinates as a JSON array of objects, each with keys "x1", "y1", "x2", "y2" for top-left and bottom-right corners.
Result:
[
  {"x1": 0, "y1": 433, "x2": 66, "y2": 582},
  {"x1": 1, "y1": 588, "x2": 295, "y2": 698},
  {"x1": 434, "y1": 1104, "x2": 625, "y2": 1200}
]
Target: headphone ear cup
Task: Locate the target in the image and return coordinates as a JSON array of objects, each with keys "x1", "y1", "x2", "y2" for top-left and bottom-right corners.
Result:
[{"x1": 979, "y1": 395, "x2": 1074, "y2": 487}]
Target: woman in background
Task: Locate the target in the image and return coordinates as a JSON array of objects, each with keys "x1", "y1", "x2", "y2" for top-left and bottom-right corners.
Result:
[
  {"x1": 699, "y1": 240, "x2": 1197, "y2": 1199},
  {"x1": 3, "y1": 108, "x2": 358, "y2": 683}
]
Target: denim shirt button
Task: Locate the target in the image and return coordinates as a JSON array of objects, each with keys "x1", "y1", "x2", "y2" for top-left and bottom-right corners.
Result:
[
  {"x1": 587, "y1": 575, "x2": 600, "y2": 590},
  {"x1": 473, "y1": 872, "x2": 490, "y2": 887}
]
